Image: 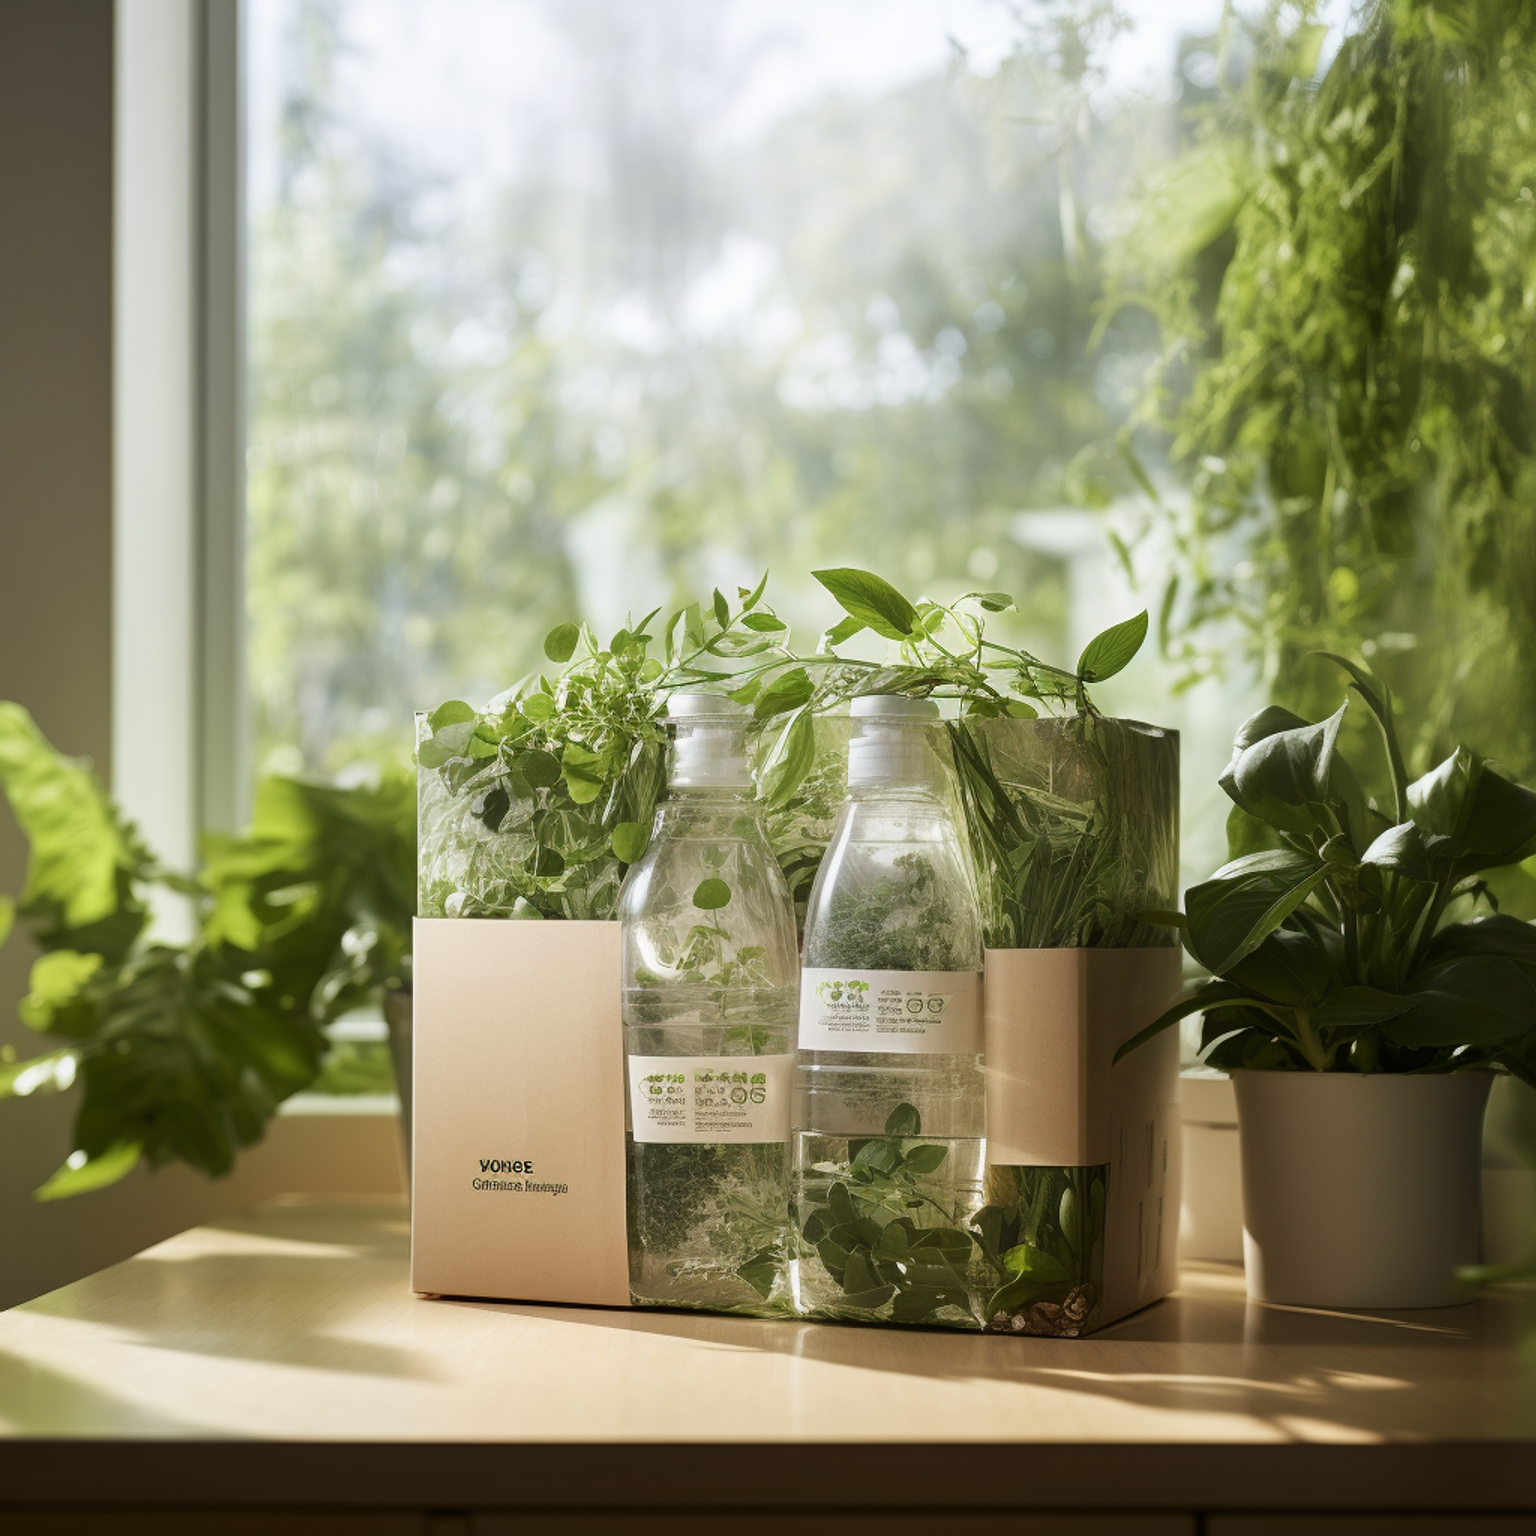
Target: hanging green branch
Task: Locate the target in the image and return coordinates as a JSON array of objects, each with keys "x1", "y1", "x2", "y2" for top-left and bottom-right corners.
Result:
[{"x1": 1106, "y1": 0, "x2": 1536, "y2": 786}]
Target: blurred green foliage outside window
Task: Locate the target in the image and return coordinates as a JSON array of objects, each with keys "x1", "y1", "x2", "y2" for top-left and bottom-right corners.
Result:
[{"x1": 246, "y1": 0, "x2": 1216, "y2": 778}]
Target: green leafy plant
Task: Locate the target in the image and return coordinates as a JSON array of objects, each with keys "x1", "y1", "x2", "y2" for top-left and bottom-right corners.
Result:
[
  {"x1": 795, "y1": 1103, "x2": 981, "y2": 1327},
  {"x1": 1109, "y1": 0, "x2": 1536, "y2": 795},
  {"x1": 949, "y1": 715, "x2": 1179, "y2": 949},
  {"x1": 416, "y1": 580, "x2": 801, "y2": 921},
  {"x1": 748, "y1": 567, "x2": 1146, "y2": 804},
  {"x1": 417, "y1": 567, "x2": 1151, "y2": 936},
  {"x1": 0, "y1": 704, "x2": 413, "y2": 1197},
  {"x1": 782, "y1": 569, "x2": 1170, "y2": 948},
  {"x1": 813, "y1": 851, "x2": 975, "y2": 972},
  {"x1": 973, "y1": 1164, "x2": 1108, "y2": 1336},
  {"x1": 1117, "y1": 659, "x2": 1536, "y2": 1082},
  {"x1": 795, "y1": 1106, "x2": 1108, "y2": 1334}
]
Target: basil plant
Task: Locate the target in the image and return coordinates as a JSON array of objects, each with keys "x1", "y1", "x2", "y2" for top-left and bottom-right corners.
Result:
[{"x1": 1121, "y1": 658, "x2": 1536, "y2": 1085}]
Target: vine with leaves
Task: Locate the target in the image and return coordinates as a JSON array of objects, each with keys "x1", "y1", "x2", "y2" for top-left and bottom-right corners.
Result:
[{"x1": 1105, "y1": 0, "x2": 1536, "y2": 814}]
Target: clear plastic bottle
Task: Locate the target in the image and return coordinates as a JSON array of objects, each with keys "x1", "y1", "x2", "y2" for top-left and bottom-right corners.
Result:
[
  {"x1": 618, "y1": 694, "x2": 799, "y2": 1314},
  {"x1": 791, "y1": 695, "x2": 987, "y2": 1324}
]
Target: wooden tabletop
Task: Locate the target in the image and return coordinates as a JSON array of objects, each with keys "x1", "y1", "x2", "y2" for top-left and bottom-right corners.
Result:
[{"x1": 0, "y1": 1198, "x2": 1532, "y2": 1520}]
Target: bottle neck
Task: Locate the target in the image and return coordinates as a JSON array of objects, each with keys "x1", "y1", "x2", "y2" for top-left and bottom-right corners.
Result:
[
  {"x1": 843, "y1": 782, "x2": 945, "y2": 804},
  {"x1": 657, "y1": 785, "x2": 754, "y2": 822}
]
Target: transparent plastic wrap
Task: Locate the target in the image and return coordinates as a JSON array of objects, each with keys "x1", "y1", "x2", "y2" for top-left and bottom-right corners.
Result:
[
  {"x1": 952, "y1": 715, "x2": 1179, "y2": 1334},
  {"x1": 416, "y1": 707, "x2": 665, "y2": 921},
  {"x1": 973, "y1": 1164, "x2": 1108, "y2": 1336},
  {"x1": 947, "y1": 715, "x2": 1179, "y2": 950},
  {"x1": 757, "y1": 715, "x2": 853, "y2": 941}
]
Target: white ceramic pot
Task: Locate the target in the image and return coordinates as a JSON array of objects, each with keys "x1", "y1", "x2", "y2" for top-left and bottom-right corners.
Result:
[{"x1": 1232, "y1": 1069, "x2": 1493, "y2": 1309}]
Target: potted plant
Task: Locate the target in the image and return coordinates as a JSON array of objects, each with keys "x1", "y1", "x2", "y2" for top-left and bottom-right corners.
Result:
[
  {"x1": 0, "y1": 702, "x2": 415, "y2": 1197},
  {"x1": 1119, "y1": 658, "x2": 1536, "y2": 1308}
]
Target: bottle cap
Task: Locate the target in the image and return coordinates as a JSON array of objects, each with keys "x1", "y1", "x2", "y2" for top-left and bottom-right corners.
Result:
[
  {"x1": 665, "y1": 693, "x2": 750, "y2": 788},
  {"x1": 849, "y1": 695, "x2": 940, "y2": 721},
  {"x1": 846, "y1": 694, "x2": 941, "y2": 786}
]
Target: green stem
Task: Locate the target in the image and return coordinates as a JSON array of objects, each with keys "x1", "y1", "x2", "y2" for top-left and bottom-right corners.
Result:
[
  {"x1": 1342, "y1": 893, "x2": 1360, "y2": 982},
  {"x1": 1291, "y1": 1008, "x2": 1333, "y2": 1072}
]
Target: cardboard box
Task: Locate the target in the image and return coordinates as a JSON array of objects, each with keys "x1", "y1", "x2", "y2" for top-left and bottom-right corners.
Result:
[
  {"x1": 410, "y1": 919, "x2": 1182, "y2": 1332},
  {"x1": 410, "y1": 918, "x2": 629, "y2": 1306},
  {"x1": 983, "y1": 947, "x2": 1182, "y2": 1327}
]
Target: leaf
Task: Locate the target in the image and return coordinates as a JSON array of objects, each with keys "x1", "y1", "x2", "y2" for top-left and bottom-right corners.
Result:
[
  {"x1": 1421, "y1": 915, "x2": 1536, "y2": 981},
  {"x1": 610, "y1": 822, "x2": 649, "y2": 863},
  {"x1": 1223, "y1": 926, "x2": 1340, "y2": 1008},
  {"x1": 519, "y1": 692, "x2": 556, "y2": 722},
  {"x1": 1184, "y1": 850, "x2": 1331, "y2": 974},
  {"x1": 741, "y1": 612, "x2": 786, "y2": 633},
  {"x1": 427, "y1": 700, "x2": 475, "y2": 731},
  {"x1": 823, "y1": 615, "x2": 865, "y2": 647},
  {"x1": 0, "y1": 894, "x2": 13, "y2": 948},
  {"x1": 1114, "y1": 979, "x2": 1277, "y2": 1061},
  {"x1": 1309, "y1": 986, "x2": 1412, "y2": 1032},
  {"x1": 1409, "y1": 749, "x2": 1536, "y2": 873},
  {"x1": 0, "y1": 1046, "x2": 78, "y2": 1099},
  {"x1": 712, "y1": 588, "x2": 731, "y2": 629},
  {"x1": 1315, "y1": 653, "x2": 1408, "y2": 819},
  {"x1": 18, "y1": 949, "x2": 104, "y2": 1030},
  {"x1": 1076, "y1": 610, "x2": 1148, "y2": 683},
  {"x1": 1361, "y1": 822, "x2": 1436, "y2": 881},
  {"x1": 759, "y1": 707, "x2": 816, "y2": 806},
  {"x1": 34, "y1": 1140, "x2": 142, "y2": 1202},
  {"x1": 1389, "y1": 957, "x2": 1536, "y2": 1048},
  {"x1": 812, "y1": 568, "x2": 919, "y2": 641},
  {"x1": 543, "y1": 623, "x2": 579, "y2": 664},
  {"x1": 516, "y1": 749, "x2": 562, "y2": 789},
  {"x1": 901, "y1": 1143, "x2": 948, "y2": 1174},
  {"x1": 735, "y1": 1246, "x2": 780, "y2": 1299},
  {"x1": 851, "y1": 1138, "x2": 902, "y2": 1173},
  {"x1": 692, "y1": 877, "x2": 731, "y2": 911},
  {"x1": 743, "y1": 571, "x2": 768, "y2": 611},
  {"x1": 973, "y1": 591, "x2": 1015, "y2": 613},
  {"x1": 0, "y1": 702, "x2": 147, "y2": 933},
  {"x1": 884, "y1": 1102, "x2": 922, "y2": 1137},
  {"x1": 1229, "y1": 704, "x2": 1312, "y2": 755},
  {"x1": 560, "y1": 743, "x2": 605, "y2": 805},
  {"x1": 752, "y1": 667, "x2": 814, "y2": 721},
  {"x1": 1222, "y1": 700, "x2": 1368, "y2": 846},
  {"x1": 1000, "y1": 1244, "x2": 1070, "y2": 1284},
  {"x1": 684, "y1": 602, "x2": 706, "y2": 649}
]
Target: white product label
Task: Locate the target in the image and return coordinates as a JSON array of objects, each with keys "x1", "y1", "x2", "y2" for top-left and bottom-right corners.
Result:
[
  {"x1": 627, "y1": 1054, "x2": 794, "y2": 1145},
  {"x1": 798, "y1": 968, "x2": 983, "y2": 1054}
]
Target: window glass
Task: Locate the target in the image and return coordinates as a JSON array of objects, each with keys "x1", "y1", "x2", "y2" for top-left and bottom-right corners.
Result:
[{"x1": 247, "y1": 0, "x2": 1243, "y2": 883}]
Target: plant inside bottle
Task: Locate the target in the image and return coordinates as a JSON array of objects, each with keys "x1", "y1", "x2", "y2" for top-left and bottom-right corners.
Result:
[
  {"x1": 619, "y1": 694, "x2": 800, "y2": 1315},
  {"x1": 792, "y1": 696, "x2": 989, "y2": 1326}
]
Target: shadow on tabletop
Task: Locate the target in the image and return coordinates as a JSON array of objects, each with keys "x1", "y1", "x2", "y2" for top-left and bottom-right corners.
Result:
[
  {"x1": 21, "y1": 1204, "x2": 430, "y2": 1384},
  {"x1": 0, "y1": 1348, "x2": 225, "y2": 1438},
  {"x1": 437, "y1": 1266, "x2": 1528, "y2": 1442}
]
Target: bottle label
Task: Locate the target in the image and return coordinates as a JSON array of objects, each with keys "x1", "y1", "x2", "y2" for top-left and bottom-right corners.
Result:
[
  {"x1": 798, "y1": 969, "x2": 983, "y2": 1054},
  {"x1": 627, "y1": 1054, "x2": 795, "y2": 1144}
]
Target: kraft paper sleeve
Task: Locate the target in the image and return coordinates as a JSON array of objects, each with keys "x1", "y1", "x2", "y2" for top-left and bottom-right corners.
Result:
[
  {"x1": 410, "y1": 918, "x2": 631, "y2": 1307},
  {"x1": 982, "y1": 947, "x2": 1182, "y2": 1168}
]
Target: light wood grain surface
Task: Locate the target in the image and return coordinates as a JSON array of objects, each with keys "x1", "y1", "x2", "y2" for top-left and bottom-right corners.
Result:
[
  {"x1": 0, "y1": 1197, "x2": 1527, "y2": 1446},
  {"x1": 0, "y1": 1198, "x2": 1531, "y2": 1524}
]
